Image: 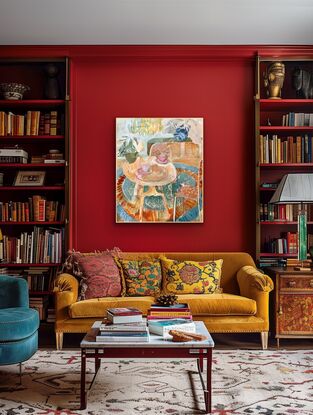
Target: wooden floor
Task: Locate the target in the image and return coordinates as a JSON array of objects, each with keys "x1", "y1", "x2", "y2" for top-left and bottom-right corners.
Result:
[{"x1": 39, "y1": 325, "x2": 313, "y2": 350}]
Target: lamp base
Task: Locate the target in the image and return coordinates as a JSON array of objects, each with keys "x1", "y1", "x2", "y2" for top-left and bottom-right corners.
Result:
[{"x1": 298, "y1": 211, "x2": 307, "y2": 261}]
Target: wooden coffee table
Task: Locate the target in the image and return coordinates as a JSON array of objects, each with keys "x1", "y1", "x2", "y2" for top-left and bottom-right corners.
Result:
[{"x1": 80, "y1": 321, "x2": 214, "y2": 413}]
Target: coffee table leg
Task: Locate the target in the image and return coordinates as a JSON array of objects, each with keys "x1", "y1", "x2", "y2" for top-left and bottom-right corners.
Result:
[
  {"x1": 198, "y1": 349, "x2": 204, "y2": 373},
  {"x1": 205, "y1": 349, "x2": 212, "y2": 413},
  {"x1": 80, "y1": 348, "x2": 87, "y2": 410}
]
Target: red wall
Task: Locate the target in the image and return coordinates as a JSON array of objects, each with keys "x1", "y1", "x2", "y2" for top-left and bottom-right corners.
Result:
[
  {"x1": 2, "y1": 46, "x2": 313, "y2": 257},
  {"x1": 71, "y1": 57, "x2": 255, "y2": 253}
]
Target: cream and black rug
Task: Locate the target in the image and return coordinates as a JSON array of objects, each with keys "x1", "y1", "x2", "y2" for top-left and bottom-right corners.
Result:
[{"x1": 0, "y1": 350, "x2": 312, "y2": 414}]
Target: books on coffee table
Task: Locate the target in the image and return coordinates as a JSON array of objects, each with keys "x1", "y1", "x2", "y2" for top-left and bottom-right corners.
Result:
[
  {"x1": 147, "y1": 303, "x2": 192, "y2": 320},
  {"x1": 106, "y1": 307, "x2": 143, "y2": 324},
  {"x1": 96, "y1": 327, "x2": 150, "y2": 342},
  {"x1": 148, "y1": 318, "x2": 196, "y2": 339}
]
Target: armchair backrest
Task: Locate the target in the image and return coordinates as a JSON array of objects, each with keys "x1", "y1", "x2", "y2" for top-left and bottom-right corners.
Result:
[{"x1": 0, "y1": 275, "x2": 29, "y2": 308}]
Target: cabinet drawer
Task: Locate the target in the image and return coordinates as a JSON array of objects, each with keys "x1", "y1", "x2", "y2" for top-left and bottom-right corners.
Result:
[{"x1": 280, "y1": 275, "x2": 313, "y2": 290}]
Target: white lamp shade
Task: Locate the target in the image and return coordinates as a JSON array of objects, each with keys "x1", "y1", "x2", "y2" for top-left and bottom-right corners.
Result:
[{"x1": 270, "y1": 173, "x2": 313, "y2": 204}]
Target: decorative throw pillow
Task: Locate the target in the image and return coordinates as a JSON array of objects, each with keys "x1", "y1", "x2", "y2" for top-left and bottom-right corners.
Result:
[
  {"x1": 117, "y1": 258, "x2": 162, "y2": 296},
  {"x1": 160, "y1": 256, "x2": 223, "y2": 295},
  {"x1": 61, "y1": 248, "x2": 123, "y2": 300}
]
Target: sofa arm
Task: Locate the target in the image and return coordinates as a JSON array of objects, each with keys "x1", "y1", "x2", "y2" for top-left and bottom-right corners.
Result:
[
  {"x1": 237, "y1": 266, "x2": 274, "y2": 324},
  {"x1": 53, "y1": 273, "x2": 79, "y2": 322}
]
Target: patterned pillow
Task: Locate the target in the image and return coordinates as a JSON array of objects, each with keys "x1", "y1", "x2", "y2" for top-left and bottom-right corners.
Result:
[
  {"x1": 61, "y1": 249, "x2": 123, "y2": 300},
  {"x1": 160, "y1": 256, "x2": 223, "y2": 295},
  {"x1": 117, "y1": 258, "x2": 162, "y2": 296}
]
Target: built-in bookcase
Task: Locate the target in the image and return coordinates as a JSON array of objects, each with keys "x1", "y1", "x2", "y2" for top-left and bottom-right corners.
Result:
[
  {"x1": 255, "y1": 56, "x2": 313, "y2": 268},
  {"x1": 0, "y1": 58, "x2": 70, "y2": 322}
]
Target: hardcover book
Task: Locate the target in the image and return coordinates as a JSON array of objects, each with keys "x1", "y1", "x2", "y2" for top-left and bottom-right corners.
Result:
[
  {"x1": 107, "y1": 307, "x2": 142, "y2": 316},
  {"x1": 148, "y1": 319, "x2": 196, "y2": 338}
]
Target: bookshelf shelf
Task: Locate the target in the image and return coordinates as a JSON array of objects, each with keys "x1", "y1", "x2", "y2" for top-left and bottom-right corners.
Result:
[
  {"x1": 0, "y1": 186, "x2": 64, "y2": 190},
  {"x1": 0, "y1": 135, "x2": 64, "y2": 140},
  {"x1": 0, "y1": 100, "x2": 65, "y2": 107},
  {"x1": 0, "y1": 163, "x2": 65, "y2": 168},
  {"x1": 256, "y1": 56, "x2": 313, "y2": 267},
  {"x1": 260, "y1": 253, "x2": 299, "y2": 258},
  {"x1": 259, "y1": 163, "x2": 313, "y2": 168},
  {"x1": 261, "y1": 221, "x2": 313, "y2": 225},
  {"x1": 260, "y1": 126, "x2": 313, "y2": 132},
  {"x1": 0, "y1": 58, "x2": 69, "y2": 324},
  {"x1": 0, "y1": 263, "x2": 61, "y2": 267},
  {"x1": 0, "y1": 221, "x2": 64, "y2": 225},
  {"x1": 258, "y1": 99, "x2": 313, "y2": 110}
]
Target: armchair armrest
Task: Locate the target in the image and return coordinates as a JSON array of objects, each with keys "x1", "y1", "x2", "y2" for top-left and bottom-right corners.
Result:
[
  {"x1": 53, "y1": 273, "x2": 79, "y2": 323},
  {"x1": 237, "y1": 266, "x2": 274, "y2": 324}
]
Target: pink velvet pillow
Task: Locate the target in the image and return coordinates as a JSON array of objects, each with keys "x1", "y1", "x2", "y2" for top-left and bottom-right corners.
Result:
[
  {"x1": 62, "y1": 249, "x2": 123, "y2": 300},
  {"x1": 78, "y1": 251, "x2": 122, "y2": 300}
]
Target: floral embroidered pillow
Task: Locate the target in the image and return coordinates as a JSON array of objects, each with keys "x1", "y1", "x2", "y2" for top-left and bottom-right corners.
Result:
[
  {"x1": 118, "y1": 259, "x2": 162, "y2": 296},
  {"x1": 160, "y1": 256, "x2": 223, "y2": 295}
]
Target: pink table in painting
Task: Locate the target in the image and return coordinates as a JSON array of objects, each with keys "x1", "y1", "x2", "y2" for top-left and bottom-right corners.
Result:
[
  {"x1": 122, "y1": 157, "x2": 177, "y2": 221},
  {"x1": 80, "y1": 321, "x2": 214, "y2": 413}
]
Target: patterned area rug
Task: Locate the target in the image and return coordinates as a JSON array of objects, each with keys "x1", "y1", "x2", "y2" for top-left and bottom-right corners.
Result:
[{"x1": 0, "y1": 350, "x2": 312, "y2": 415}]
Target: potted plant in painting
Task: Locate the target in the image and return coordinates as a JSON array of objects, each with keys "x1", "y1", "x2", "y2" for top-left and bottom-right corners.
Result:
[{"x1": 118, "y1": 136, "x2": 140, "y2": 163}]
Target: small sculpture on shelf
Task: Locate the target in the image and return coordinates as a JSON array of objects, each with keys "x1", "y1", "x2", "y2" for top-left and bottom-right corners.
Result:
[
  {"x1": 292, "y1": 67, "x2": 313, "y2": 99},
  {"x1": 44, "y1": 63, "x2": 60, "y2": 99},
  {"x1": 263, "y1": 61, "x2": 285, "y2": 99},
  {"x1": 0, "y1": 82, "x2": 30, "y2": 100}
]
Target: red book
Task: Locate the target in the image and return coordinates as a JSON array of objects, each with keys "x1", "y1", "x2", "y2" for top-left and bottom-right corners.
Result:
[{"x1": 107, "y1": 307, "x2": 142, "y2": 316}]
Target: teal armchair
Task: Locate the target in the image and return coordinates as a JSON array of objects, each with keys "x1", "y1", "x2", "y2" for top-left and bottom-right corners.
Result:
[{"x1": 0, "y1": 275, "x2": 39, "y2": 380}]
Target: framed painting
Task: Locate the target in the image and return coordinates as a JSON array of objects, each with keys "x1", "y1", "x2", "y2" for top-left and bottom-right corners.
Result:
[{"x1": 116, "y1": 117, "x2": 203, "y2": 223}]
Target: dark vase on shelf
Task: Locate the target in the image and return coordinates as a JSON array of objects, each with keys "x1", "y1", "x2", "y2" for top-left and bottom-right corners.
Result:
[{"x1": 44, "y1": 63, "x2": 60, "y2": 99}]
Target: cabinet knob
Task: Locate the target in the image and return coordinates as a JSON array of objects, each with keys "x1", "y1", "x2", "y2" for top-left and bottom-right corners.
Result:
[
  {"x1": 288, "y1": 280, "x2": 296, "y2": 288},
  {"x1": 309, "y1": 280, "x2": 313, "y2": 288},
  {"x1": 278, "y1": 306, "x2": 283, "y2": 316}
]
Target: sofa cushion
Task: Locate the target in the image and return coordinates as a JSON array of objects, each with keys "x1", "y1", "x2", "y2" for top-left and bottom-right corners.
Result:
[
  {"x1": 177, "y1": 293, "x2": 257, "y2": 316},
  {"x1": 160, "y1": 256, "x2": 223, "y2": 294},
  {"x1": 65, "y1": 250, "x2": 123, "y2": 300},
  {"x1": 118, "y1": 258, "x2": 162, "y2": 296},
  {"x1": 0, "y1": 307, "x2": 39, "y2": 342},
  {"x1": 69, "y1": 296, "x2": 155, "y2": 318}
]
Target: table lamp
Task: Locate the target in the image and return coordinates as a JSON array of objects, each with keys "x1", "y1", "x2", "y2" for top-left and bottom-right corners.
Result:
[{"x1": 269, "y1": 173, "x2": 313, "y2": 262}]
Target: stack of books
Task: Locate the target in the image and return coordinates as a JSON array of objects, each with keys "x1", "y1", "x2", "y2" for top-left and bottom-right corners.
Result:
[
  {"x1": 96, "y1": 307, "x2": 149, "y2": 342},
  {"x1": 147, "y1": 303, "x2": 192, "y2": 320},
  {"x1": 147, "y1": 303, "x2": 195, "y2": 338}
]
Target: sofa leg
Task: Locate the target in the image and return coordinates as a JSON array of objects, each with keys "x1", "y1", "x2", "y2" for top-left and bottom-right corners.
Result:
[
  {"x1": 56, "y1": 332, "x2": 64, "y2": 350},
  {"x1": 261, "y1": 331, "x2": 268, "y2": 350}
]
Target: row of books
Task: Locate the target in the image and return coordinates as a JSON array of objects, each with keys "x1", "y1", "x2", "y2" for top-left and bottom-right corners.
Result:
[
  {"x1": 24, "y1": 266, "x2": 55, "y2": 291},
  {"x1": 282, "y1": 112, "x2": 313, "y2": 127},
  {"x1": 259, "y1": 257, "x2": 313, "y2": 269},
  {"x1": 263, "y1": 232, "x2": 313, "y2": 254},
  {"x1": 259, "y1": 257, "x2": 287, "y2": 268},
  {"x1": 0, "y1": 198, "x2": 65, "y2": 222},
  {"x1": 260, "y1": 203, "x2": 313, "y2": 222},
  {"x1": 0, "y1": 266, "x2": 56, "y2": 292},
  {"x1": 29, "y1": 296, "x2": 49, "y2": 320},
  {"x1": 0, "y1": 226, "x2": 64, "y2": 264},
  {"x1": 0, "y1": 110, "x2": 61, "y2": 136},
  {"x1": 259, "y1": 134, "x2": 313, "y2": 164}
]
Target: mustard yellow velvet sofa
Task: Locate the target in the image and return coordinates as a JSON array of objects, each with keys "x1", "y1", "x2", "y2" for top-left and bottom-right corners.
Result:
[{"x1": 54, "y1": 252, "x2": 273, "y2": 350}]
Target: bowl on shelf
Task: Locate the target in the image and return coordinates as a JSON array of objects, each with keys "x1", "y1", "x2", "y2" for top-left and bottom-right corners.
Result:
[{"x1": 0, "y1": 82, "x2": 30, "y2": 100}]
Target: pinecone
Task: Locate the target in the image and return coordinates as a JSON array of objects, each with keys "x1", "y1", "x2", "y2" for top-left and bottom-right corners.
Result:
[{"x1": 156, "y1": 294, "x2": 178, "y2": 306}]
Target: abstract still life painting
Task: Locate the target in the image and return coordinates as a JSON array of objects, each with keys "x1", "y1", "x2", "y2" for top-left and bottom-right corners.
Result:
[{"x1": 116, "y1": 117, "x2": 203, "y2": 223}]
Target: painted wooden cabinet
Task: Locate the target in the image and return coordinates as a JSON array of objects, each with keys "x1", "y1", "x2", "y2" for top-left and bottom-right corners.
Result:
[{"x1": 268, "y1": 267, "x2": 313, "y2": 347}]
